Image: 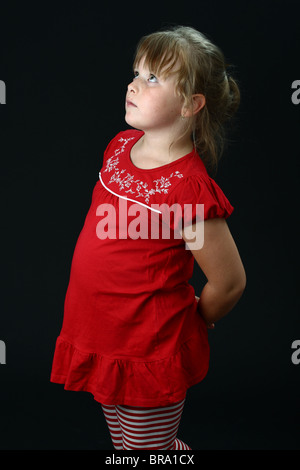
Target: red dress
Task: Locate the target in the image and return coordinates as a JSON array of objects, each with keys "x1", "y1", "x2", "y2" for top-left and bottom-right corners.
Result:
[{"x1": 50, "y1": 129, "x2": 234, "y2": 407}]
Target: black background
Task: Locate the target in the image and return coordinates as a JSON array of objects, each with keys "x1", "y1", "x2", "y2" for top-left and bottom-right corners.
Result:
[{"x1": 0, "y1": 0, "x2": 299, "y2": 450}]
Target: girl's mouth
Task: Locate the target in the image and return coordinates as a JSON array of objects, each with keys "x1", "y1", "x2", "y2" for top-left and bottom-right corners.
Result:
[{"x1": 126, "y1": 100, "x2": 137, "y2": 107}]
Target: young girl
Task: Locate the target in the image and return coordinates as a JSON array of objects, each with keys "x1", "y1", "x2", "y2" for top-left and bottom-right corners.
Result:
[{"x1": 50, "y1": 25, "x2": 246, "y2": 450}]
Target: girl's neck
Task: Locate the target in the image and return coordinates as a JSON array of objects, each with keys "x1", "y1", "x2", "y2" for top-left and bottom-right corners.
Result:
[{"x1": 135, "y1": 130, "x2": 194, "y2": 164}]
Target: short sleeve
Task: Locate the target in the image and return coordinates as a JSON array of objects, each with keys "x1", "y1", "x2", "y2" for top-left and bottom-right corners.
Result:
[{"x1": 162, "y1": 174, "x2": 234, "y2": 235}]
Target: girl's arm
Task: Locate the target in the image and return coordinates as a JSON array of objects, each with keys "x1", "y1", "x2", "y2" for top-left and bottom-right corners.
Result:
[{"x1": 181, "y1": 217, "x2": 246, "y2": 328}]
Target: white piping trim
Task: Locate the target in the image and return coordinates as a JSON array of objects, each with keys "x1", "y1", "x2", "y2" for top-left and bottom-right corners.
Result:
[{"x1": 99, "y1": 172, "x2": 162, "y2": 214}]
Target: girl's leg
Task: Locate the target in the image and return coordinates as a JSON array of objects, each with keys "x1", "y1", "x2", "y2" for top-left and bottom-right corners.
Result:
[
  {"x1": 115, "y1": 398, "x2": 191, "y2": 450},
  {"x1": 101, "y1": 404, "x2": 123, "y2": 450}
]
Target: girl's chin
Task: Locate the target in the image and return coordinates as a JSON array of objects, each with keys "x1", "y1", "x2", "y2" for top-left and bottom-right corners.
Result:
[
  {"x1": 125, "y1": 115, "x2": 141, "y2": 128},
  {"x1": 125, "y1": 114, "x2": 134, "y2": 125}
]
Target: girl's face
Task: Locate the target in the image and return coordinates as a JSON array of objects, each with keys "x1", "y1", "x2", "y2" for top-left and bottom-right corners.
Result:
[{"x1": 125, "y1": 57, "x2": 184, "y2": 133}]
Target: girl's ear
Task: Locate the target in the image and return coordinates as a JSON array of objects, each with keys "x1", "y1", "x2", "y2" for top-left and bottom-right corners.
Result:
[{"x1": 182, "y1": 94, "x2": 206, "y2": 117}]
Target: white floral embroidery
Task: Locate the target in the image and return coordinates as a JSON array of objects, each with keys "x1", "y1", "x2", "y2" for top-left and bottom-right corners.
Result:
[{"x1": 103, "y1": 137, "x2": 184, "y2": 204}]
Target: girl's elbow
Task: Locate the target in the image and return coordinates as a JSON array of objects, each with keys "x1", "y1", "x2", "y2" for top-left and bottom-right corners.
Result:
[
  {"x1": 238, "y1": 269, "x2": 247, "y2": 291},
  {"x1": 232, "y1": 270, "x2": 247, "y2": 297},
  {"x1": 225, "y1": 269, "x2": 247, "y2": 297}
]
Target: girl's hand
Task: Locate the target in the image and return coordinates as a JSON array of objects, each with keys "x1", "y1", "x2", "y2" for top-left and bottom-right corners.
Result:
[{"x1": 195, "y1": 296, "x2": 215, "y2": 329}]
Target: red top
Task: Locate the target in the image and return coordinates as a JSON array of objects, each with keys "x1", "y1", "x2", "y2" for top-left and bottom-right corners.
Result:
[{"x1": 50, "y1": 129, "x2": 234, "y2": 407}]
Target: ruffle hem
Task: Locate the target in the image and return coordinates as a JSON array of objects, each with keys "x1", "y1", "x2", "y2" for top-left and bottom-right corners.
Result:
[{"x1": 50, "y1": 330, "x2": 209, "y2": 407}]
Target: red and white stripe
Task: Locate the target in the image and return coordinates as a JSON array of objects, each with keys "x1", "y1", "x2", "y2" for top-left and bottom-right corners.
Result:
[
  {"x1": 101, "y1": 404, "x2": 123, "y2": 450},
  {"x1": 101, "y1": 399, "x2": 191, "y2": 450}
]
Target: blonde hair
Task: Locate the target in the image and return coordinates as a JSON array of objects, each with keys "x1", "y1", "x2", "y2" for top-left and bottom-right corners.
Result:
[{"x1": 133, "y1": 25, "x2": 241, "y2": 176}]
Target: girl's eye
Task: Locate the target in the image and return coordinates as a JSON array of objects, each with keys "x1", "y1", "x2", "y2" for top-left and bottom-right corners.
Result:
[
  {"x1": 149, "y1": 74, "x2": 158, "y2": 83},
  {"x1": 132, "y1": 71, "x2": 158, "y2": 82}
]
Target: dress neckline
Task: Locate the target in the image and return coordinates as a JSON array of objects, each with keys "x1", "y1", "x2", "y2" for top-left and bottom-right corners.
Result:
[{"x1": 127, "y1": 131, "x2": 196, "y2": 173}]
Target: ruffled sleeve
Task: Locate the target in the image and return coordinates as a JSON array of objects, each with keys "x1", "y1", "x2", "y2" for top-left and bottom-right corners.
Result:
[{"x1": 164, "y1": 174, "x2": 234, "y2": 234}]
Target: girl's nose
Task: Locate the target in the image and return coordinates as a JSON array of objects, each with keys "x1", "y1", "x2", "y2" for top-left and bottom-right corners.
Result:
[
  {"x1": 128, "y1": 83, "x2": 135, "y2": 93},
  {"x1": 128, "y1": 76, "x2": 140, "y2": 93}
]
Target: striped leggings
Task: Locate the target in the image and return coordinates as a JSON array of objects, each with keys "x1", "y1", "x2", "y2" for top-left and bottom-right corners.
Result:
[{"x1": 101, "y1": 398, "x2": 191, "y2": 450}]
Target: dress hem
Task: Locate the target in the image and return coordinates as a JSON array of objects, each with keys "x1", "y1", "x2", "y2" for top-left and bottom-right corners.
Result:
[
  {"x1": 50, "y1": 371, "x2": 208, "y2": 407},
  {"x1": 50, "y1": 328, "x2": 210, "y2": 407}
]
